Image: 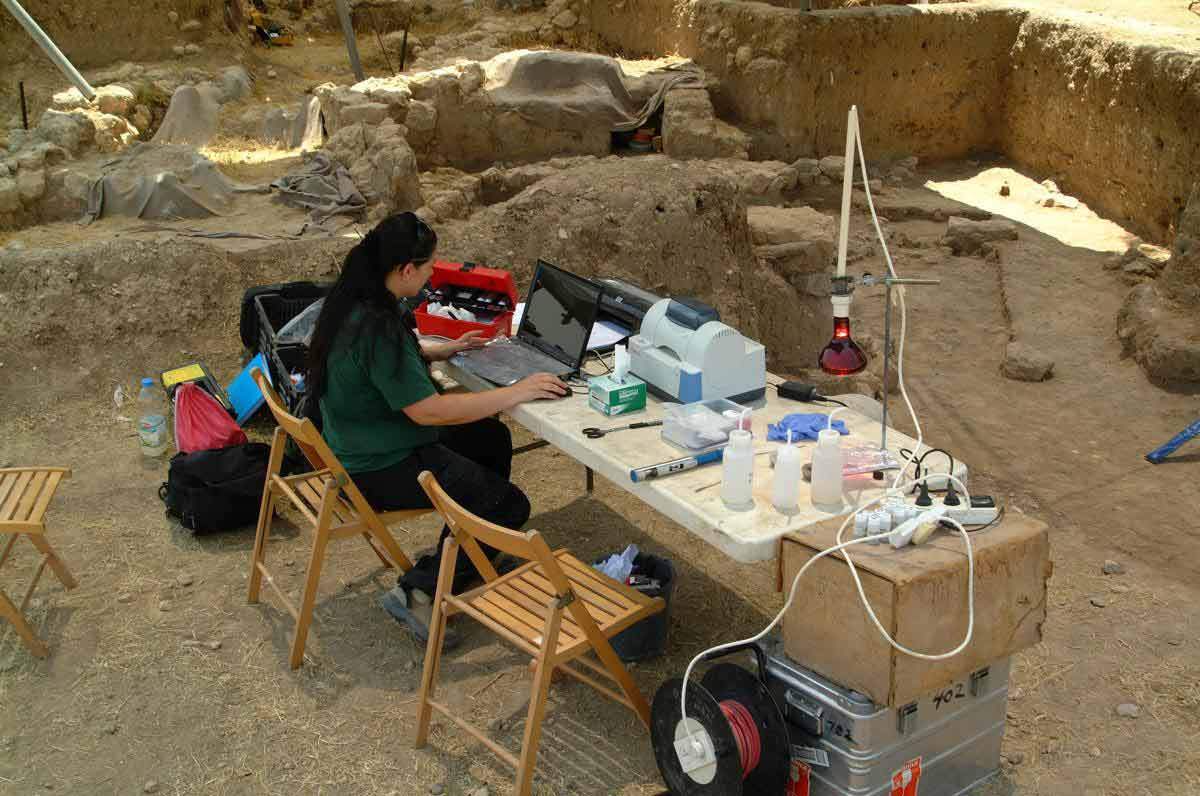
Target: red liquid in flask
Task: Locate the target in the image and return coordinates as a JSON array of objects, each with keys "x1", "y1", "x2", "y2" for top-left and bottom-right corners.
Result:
[{"x1": 818, "y1": 316, "x2": 868, "y2": 375}]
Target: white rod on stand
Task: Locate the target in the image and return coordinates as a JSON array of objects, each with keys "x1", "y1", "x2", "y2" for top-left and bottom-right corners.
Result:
[
  {"x1": 834, "y1": 105, "x2": 859, "y2": 280},
  {"x1": 1, "y1": 0, "x2": 95, "y2": 101}
]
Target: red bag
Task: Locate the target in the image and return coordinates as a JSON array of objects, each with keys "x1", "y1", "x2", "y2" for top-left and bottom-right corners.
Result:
[{"x1": 174, "y1": 382, "x2": 248, "y2": 453}]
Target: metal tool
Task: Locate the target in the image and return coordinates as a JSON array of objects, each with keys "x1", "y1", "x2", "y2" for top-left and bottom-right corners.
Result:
[
  {"x1": 858, "y1": 273, "x2": 940, "y2": 454},
  {"x1": 583, "y1": 420, "x2": 662, "y2": 439}
]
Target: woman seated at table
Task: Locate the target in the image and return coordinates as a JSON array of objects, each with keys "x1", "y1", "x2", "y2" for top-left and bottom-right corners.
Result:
[{"x1": 306, "y1": 212, "x2": 569, "y2": 643}]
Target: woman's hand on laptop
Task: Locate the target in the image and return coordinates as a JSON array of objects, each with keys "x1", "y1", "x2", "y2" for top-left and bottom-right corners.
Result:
[
  {"x1": 509, "y1": 373, "x2": 570, "y2": 402},
  {"x1": 421, "y1": 330, "x2": 491, "y2": 362}
]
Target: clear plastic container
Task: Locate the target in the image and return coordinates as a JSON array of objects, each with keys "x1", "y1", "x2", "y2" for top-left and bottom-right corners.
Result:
[
  {"x1": 661, "y1": 398, "x2": 750, "y2": 452},
  {"x1": 137, "y1": 377, "x2": 168, "y2": 457}
]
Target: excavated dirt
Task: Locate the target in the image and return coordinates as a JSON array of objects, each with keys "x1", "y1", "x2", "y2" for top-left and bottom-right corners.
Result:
[
  {"x1": 2, "y1": 1, "x2": 1200, "y2": 795},
  {"x1": 587, "y1": 0, "x2": 1200, "y2": 242},
  {"x1": 3, "y1": 157, "x2": 1199, "y2": 795},
  {"x1": 0, "y1": 0, "x2": 231, "y2": 70}
]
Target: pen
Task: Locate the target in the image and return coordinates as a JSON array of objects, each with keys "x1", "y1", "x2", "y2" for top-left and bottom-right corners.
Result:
[{"x1": 630, "y1": 449, "x2": 724, "y2": 483}]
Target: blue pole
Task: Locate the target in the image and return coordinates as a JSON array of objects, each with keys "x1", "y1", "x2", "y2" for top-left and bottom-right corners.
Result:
[{"x1": 1146, "y1": 418, "x2": 1200, "y2": 464}]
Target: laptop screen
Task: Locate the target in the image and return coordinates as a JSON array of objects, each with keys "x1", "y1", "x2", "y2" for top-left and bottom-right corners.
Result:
[{"x1": 518, "y1": 261, "x2": 604, "y2": 368}]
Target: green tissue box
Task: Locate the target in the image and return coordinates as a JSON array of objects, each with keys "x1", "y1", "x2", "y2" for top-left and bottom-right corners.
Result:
[{"x1": 588, "y1": 374, "x2": 647, "y2": 417}]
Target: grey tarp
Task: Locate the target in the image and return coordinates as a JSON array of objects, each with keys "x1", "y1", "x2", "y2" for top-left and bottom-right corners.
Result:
[
  {"x1": 290, "y1": 96, "x2": 324, "y2": 150},
  {"x1": 261, "y1": 95, "x2": 323, "y2": 150},
  {"x1": 269, "y1": 151, "x2": 365, "y2": 223},
  {"x1": 84, "y1": 143, "x2": 266, "y2": 223},
  {"x1": 152, "y1": 84, "x2": 223, "y2": 147},
  {"x1": 483, "y1": 50, "x2": 703, "y2": 133}
]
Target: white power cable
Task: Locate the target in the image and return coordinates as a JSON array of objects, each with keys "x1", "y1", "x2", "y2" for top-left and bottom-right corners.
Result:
[
  {"x1": 678, "y1": 473, "x2": 976, "y2": 753},
  {"x1": 836, "y1": 473, "x2": 975, "y2": 660},
  {"x1": 677, "y1": 110, "x2": 971, "y2": 758},
  {"x1": 846, "y1": 113, "x2": 924, "y2": 490}
]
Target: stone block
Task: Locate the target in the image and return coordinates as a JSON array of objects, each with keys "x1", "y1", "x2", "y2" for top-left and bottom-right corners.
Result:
[
  {"x1": 662, "y1": 88, "x2": 749, "y2": 161},
  {"x1": 96, "y1": 84, "x2": 136, "y2": 117}
]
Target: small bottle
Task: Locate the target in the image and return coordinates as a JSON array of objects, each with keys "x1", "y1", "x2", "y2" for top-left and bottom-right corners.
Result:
[
  {"x1": 721, "y1": 429, "x2": 755, "y2": 511},
  {"x1": 772, "y1": 430, "x2": 802, "y2": 515},
  {"x1": 810, "y1": 428, "x2": 844, "y2": 510},
  {"x1": 137, "y1": 377, "x2": 168, "y2": 458},
  {"x1": 854, "y1": 511, "x2": 870, "y2": 539}
]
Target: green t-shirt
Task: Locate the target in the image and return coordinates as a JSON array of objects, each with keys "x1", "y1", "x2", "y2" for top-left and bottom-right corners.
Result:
[{"x1": 319, "y1": 312, "x2": 439, "y2": 473}]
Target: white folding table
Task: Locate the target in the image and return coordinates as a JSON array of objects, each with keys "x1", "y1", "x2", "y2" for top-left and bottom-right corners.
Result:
[{"x1": 437, "y1": 361, "x2": 964, "y2": 563}]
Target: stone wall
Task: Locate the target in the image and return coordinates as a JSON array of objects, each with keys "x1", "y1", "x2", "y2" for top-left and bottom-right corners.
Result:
[
  {"x1": 589, "y1": 1, "x2": 1020, "y2": 164},
  {"x1": 0, "y1": 0, "x2": 228, "y2": 68},
  {"x1": 1002, "y1": 17, "x2": 1200, "y2": 242},
  {"x1": 587, "y1": 0, "x2": 1200, "y2": 242}
]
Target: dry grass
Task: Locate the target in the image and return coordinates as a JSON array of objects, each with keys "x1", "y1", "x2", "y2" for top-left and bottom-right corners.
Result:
[{"x1": 199, "y1": 137, "x2": 303, "y2": 183}]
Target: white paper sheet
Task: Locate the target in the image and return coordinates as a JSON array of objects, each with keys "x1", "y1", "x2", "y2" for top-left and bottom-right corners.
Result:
[{"x1": 512, "y1": 303, "x2": 631, "y2": 351}]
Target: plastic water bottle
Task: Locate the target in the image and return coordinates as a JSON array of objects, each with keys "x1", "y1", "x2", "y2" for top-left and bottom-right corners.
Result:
[
  {"x1": 721, "y1": 429, "x2": 755, "y2": 511},
  {"x1": 137, "y1": 377, "x2": 168, "y2": 457},
  {"x1": 771, "y1": 429, "x2": 802, "y2": 515},
  {"x1": 810, "y1": 428, "x2": 844, "y2": 510}
]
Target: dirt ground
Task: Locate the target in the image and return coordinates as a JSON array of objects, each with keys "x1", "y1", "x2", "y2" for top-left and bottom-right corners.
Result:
[
  {"x1": 986, "y1": 0, "x2": 1200, "y2": 43},
  {"x1": 2, "y1": 3, "x2": 1200, "y2": 795}
]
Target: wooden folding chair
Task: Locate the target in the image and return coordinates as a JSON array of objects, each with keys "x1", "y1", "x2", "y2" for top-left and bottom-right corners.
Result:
[
  {"x1": 0, "y1": 467, "x2": 77, "y2": 658},
  {"x1": 249, "y1": 368, "x2": 430, "y2": 669},
  {"x1": 414, "y1": 470, "x2": 663, "y2": 796}
]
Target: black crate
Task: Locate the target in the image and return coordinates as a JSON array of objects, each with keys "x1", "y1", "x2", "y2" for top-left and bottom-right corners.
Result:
[{"x1": 253, "y1": 290, "x2": 328, "y2": 411}]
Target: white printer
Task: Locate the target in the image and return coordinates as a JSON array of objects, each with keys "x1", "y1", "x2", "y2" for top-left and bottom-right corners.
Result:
[{"x1": 628, "y1": 298, "x2": 766, "y2": 404}]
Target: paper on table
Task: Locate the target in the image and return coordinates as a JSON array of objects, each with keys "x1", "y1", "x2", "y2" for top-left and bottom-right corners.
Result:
[{"x1": 512, "y1": 302, "x2": 631, "y2": 351}]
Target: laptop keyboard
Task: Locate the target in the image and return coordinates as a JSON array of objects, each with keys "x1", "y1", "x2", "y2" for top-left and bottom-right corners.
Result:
[{"x1": 454, "y1": 338, "x2": 568, "y2": 386}]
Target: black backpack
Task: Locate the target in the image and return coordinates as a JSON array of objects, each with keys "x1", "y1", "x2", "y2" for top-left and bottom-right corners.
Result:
[{"x1": 159, "y1": 443, "x2": 272, "y2": 533}]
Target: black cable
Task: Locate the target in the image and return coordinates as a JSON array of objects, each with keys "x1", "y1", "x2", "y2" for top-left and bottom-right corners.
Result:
[
  {"x1": 565, "y1": 375, "x2": 591, "y2": 395},
  {"x1": 898, "y1": 447, "x2": 956, "y2": 495},
  {"x1": 772, "y1": 381, "x2": 847, "y2": 407},
  {"x1": 915, "y1": 447, "x2": 956, "y2": 477},
  {"x1": 590, "y1": 351, "x2": 612, "y2": 374},
  {"x1": 368, "y1": 7, "x2": 396, "y2": 74}
]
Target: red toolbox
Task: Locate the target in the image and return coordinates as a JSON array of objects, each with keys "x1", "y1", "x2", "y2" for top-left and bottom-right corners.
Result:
[{"x1": 413, "y1": 261, "x2": 517, "y2": 341}]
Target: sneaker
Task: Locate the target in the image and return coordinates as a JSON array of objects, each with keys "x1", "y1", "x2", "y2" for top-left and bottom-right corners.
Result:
[{"x1": 379, "y1": 586, "x2": 461, "y2": 650}]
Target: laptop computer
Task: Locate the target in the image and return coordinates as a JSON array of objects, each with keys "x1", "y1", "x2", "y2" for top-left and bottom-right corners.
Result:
[{"x1": 451, "y1": 260, "x2": 604, "y2": 387}]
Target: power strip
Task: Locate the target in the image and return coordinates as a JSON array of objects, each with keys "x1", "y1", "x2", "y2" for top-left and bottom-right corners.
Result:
[{"x1": 943, "y1": 496, "x2": 1000, "y2": 526}]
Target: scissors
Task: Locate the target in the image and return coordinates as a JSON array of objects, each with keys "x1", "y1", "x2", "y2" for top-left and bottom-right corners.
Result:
[{"x1": 583, "y1": 420, "x2": 663, "y2": 439}]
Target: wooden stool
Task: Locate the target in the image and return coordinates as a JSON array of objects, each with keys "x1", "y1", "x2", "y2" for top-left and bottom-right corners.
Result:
[{"x1": 0, "y1": 467, "x2": 77, "y2": 658}]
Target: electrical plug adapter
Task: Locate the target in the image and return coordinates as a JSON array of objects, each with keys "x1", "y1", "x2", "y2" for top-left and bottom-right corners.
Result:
[
  {"x1": 890, "y1": 505, "x2": 948, "y2": 548},
  {"x1": 778, "y1": 381, "x2": 820, "y2": 402},
  {"x1": 778, "y1": 381, "x2": 846, "y2": 405}
]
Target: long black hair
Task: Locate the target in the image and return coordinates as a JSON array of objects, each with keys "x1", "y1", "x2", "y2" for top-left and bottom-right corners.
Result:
[{"x1": 307, "y1": 212, "x2": 437, "y2": 400}]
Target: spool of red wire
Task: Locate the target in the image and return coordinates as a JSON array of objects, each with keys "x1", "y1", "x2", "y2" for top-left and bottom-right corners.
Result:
[
  {"x1": 651, "y1": 661, "x2": 790, "y2": 795},
  {"x1": 719, "y1": 700, "x2": 762, "y2": 780}
]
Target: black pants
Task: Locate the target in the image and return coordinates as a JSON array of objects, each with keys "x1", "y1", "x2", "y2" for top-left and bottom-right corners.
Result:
[{"x1": 353, "y1": 417, "x2": 530, "y2": 596}]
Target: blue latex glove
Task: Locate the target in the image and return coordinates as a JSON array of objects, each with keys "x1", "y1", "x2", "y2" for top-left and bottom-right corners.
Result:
[{"x1": 767, "y1": 413, "x2": 848, "y2": 442}]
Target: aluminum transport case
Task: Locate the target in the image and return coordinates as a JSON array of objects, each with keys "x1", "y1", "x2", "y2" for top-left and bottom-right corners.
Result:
[{"x1": 758, "y1": 637, "x2": 1009, "y2": 796}]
